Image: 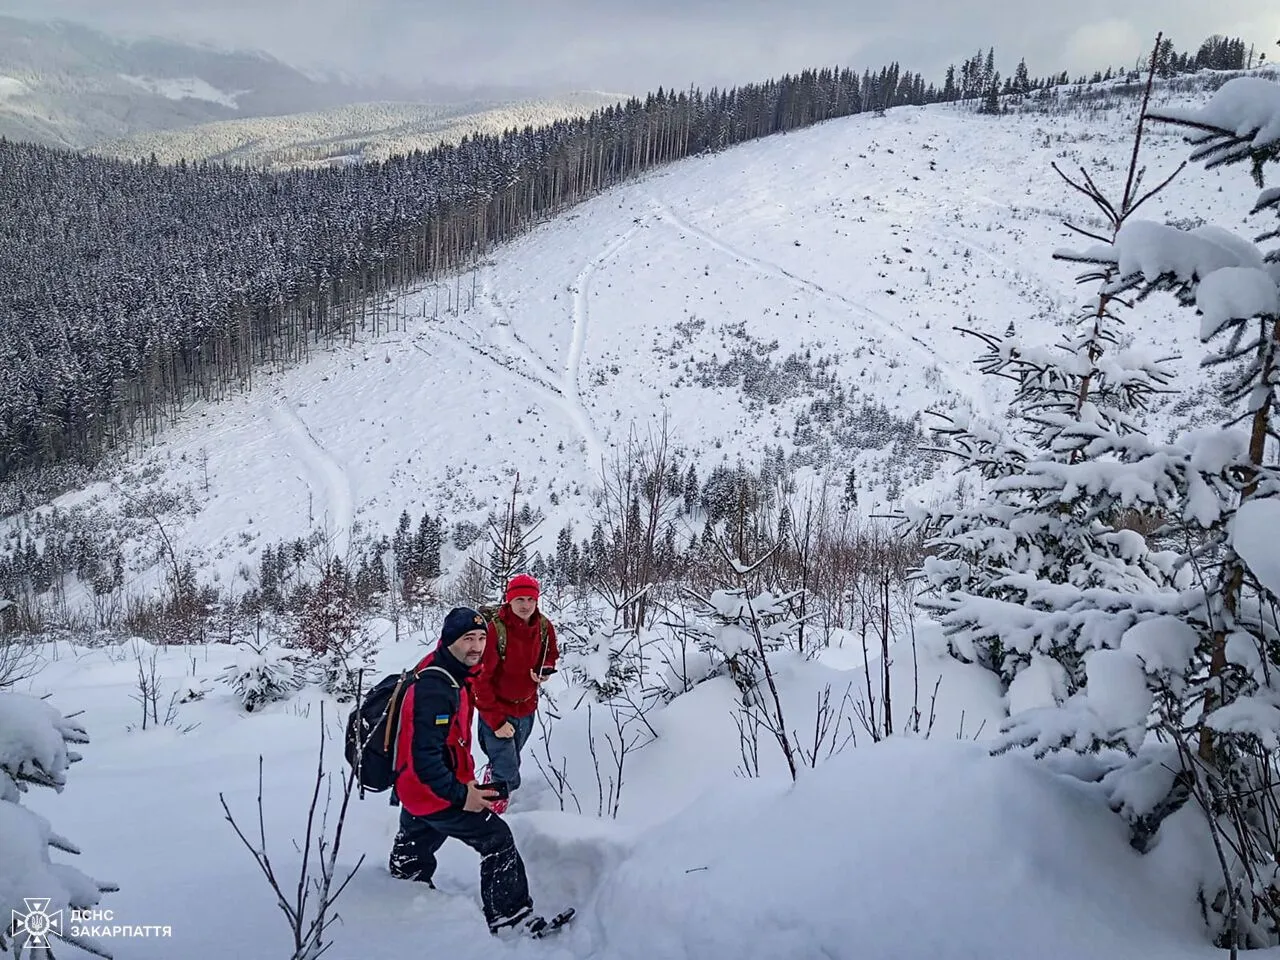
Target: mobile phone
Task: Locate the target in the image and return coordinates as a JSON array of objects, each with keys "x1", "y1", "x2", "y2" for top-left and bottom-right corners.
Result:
[
  {"x1": 480, "y1": 780, "x2": 510, "y2": 799},
  {"x1": 539, "y1": 666, "x2": 557, "y2": 677}
]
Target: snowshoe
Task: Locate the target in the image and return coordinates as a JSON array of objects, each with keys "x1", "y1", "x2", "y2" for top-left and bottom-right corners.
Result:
[{"x1": 528, "y1": 908, "x2": 576, "y2": 939}]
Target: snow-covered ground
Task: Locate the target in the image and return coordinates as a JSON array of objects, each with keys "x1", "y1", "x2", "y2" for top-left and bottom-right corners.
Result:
[
  {"x1": 7, "y1": 71, "x2": 1280, "y2": 958},
  {"x1": 11, "y1": 621, "x2": 1236, "y2": 959},
  {"x1": 116, "y1": 75, "x2": 245, "y2": 110}
]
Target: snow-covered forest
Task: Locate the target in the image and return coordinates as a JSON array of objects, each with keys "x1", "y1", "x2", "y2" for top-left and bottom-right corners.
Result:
[
  {"x1": 3, "y1": 63, "x2": 942, "y2": 483},
  {"x1": 1, "y1": 35, "x2": 1252, "y2": 485},
  {"x1": 3, "y1": 27, "x2": 1280, "y2": 960}
]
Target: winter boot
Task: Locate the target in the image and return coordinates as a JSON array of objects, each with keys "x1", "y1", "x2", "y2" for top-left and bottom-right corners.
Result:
[
  {"x1": 388, "y1": 849, "x2": 436, "y2": 885},
  {"x1": 487, "y1": 903, "x2": 534, "y2": 936}
]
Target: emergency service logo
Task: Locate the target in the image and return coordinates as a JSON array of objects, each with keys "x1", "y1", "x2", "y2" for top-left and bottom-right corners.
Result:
[
  {"x1": 9, "y1": 899, "x2": 172, "y2": 952},
  {"x1": 9, "y1": 899, "x2": 60, "y2": 951}
]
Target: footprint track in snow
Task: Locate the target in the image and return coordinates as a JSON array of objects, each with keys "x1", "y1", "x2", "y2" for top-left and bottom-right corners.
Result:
[{"x1": 265, "y1": 393, "x2": 354, "y2": 557}]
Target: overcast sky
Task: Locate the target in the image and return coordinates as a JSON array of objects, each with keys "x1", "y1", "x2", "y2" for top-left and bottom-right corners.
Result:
[{"x1": 2, "y1": 0, "x2": 1276, "y2": 94}]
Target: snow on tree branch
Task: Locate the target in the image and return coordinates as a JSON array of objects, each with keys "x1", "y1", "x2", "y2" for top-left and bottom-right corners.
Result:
[
  {"x1": 0, "y1": 693, "x2": 88, "y2": 799},
  {"x1": 1232, "y1": 498, "x2": 1280, "y2": 600},
  {"x1": 0, "y1": 692, "x2": 115, "y2": 957},
  {"x1": 1148, "y1": 76, "x2": 1280, "y2": 154},
  {"x1": 1196, "y1": 266, "x2": 1280, "y2": 335},
  {"x1": 1204, "y1": 695, "x2": 1280, "y2": 751}
]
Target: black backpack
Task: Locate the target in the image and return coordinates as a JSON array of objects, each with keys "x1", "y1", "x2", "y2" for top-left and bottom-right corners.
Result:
[{"x1": 344, "y1": 664, "x2": 457, "y2": 797}]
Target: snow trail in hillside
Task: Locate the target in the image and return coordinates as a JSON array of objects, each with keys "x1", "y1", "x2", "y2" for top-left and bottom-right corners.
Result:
[
  {"x1": 647, "y1": 197, "x2": 994, "y2": 421},
  {"x1": 476, "y1": 279, "x2": 564, "y2": 394},
  {"x1": 265, "y1": 396, "x2": 354, "y2": 558},
  {"x1": 563, "y1": 224, "x2": 642, "y2": 472},
  {"x1": 435, "y1": 275, "x2": 611, "y2": 472},
  {"x1": 429, "y1": 317, "x2": 559, "y2": 395}
]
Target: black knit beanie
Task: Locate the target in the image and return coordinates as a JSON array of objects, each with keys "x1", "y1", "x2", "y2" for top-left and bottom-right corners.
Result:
[{"x1": 439, "y1": 606, "x2": 485, "y2": 649}]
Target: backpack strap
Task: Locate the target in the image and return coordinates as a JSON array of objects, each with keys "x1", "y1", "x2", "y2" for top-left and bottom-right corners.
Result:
[
  {"x1": 494, "y1": 618, "x2": 508, "y2": 659},
  {"x1": 382, "y1": 671, "x2": 412, "y2": 755},
  {"x1": 536, "y1": 615, "x2": 549, "y2": 668},
  {"x1": 387, "y1": 665, "x2": 459, "y2": 754},
  {"x1": 419, "y1": 664, "x2": 460, "y2": 689}
]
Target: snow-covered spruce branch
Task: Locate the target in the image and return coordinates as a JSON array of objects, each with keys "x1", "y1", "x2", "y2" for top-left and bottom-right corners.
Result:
[
  {"x1": 219, "y1": 703, "x2": 363, "y2": 960},
  {"x1": 220, "y1": 640, "x2": 306, "y2": 712},
  {"x1": 905, "y1": 38, "x2": 1197, "y2": 703},
  {"x1": 0, "y1": 691, "x2": 117, "y2": 958}
]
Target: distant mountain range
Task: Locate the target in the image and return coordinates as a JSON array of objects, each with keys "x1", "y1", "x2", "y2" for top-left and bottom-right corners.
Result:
[
  {"x1": 0, "y1": 15, "x2": 626, "y2": 158},
  {"x1": 93, "y1": 93, "x2": 631, "y2": 170}
]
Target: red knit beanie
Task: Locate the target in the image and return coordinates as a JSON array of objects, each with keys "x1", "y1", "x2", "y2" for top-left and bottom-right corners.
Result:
[{"x1": 505, "y1": 573, "x2": 540, "y2": 602}]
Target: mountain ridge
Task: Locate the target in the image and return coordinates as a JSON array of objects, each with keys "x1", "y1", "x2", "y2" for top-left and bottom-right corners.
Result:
[{"x1": 0, "y1": 14, "x2": 608, "y2": 151}]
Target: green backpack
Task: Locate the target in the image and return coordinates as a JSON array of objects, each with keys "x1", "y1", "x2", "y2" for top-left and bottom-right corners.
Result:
[{"x1": 478, "y1": 603, "x2": 550, "y2": 665}]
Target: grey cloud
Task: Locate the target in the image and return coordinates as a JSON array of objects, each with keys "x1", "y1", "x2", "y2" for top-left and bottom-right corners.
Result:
[{"x1": 2, "y1": 0, "x2": 1275, "y2": 94}]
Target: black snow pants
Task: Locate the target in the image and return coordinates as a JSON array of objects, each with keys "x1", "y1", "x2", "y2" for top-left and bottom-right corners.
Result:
[{"x1": 389, "y1": 805, "x2": 533, "y2": 930}]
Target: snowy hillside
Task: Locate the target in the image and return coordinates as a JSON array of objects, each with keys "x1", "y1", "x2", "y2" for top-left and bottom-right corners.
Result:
[
  {"x1": 5, "y1": 69, "x2": 1280, "y2": 960},
  {"x1": 95, "y1": 92, "x2": 629, "y2": 169},
  {"x1": 21, "y1": 74, "x2": 1270, "y2": 604},
  {"x1": 9, "y1": 631, "x2": 1228, "y2": 959}
]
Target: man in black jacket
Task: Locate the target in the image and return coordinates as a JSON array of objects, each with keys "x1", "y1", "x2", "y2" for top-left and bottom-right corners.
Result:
[{"x1": 389, "y1": 607, "x2": 536, "y2": 934}]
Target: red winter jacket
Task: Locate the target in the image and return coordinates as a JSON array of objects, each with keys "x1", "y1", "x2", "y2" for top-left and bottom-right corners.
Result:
[
  {"x1": 394, "y1": 647, "x2": 477, "y2": 817},
  {"x1": 472, "y1": 604, "x2": 559, "y2": 730}
]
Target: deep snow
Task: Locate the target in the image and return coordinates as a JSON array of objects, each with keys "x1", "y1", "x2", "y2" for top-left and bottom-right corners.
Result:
[
  {"x1": 8, "y1": 70, "x2": 1280, "y2": 959},
  {"x1": 11, "y1": 623, "x2": 1240, "y2": 959}
]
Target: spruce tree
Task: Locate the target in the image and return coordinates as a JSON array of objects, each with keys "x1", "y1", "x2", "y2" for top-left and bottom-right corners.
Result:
[
  {"x1": 992, "y1": 63, "x2": 1280, "y2": 949},
  {"x1": 980, "y1": 75, "x2": 1001, "y2": 115},
  {"x1": 910, "y1": 50, "x2": 1190, "y2": 703},
  {"x1": 1013, "y1": 58, "x2": 1030, "y2": 95},
  {"x1": 683, "y1": 464, "x2": 700, "y2": 514}
]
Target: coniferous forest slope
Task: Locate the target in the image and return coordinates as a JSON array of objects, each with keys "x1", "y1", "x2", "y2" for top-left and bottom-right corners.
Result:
[
  {"x1": 0, "y1": 36, "x2": 1270, "y2": 627},
  {"x1": 5, "y1": 39, "x2": 1239, "y2": 489},
  {"x1": 0, "y1": 64, "x2": 932, "y2": 483},
  {"x1": 1, "y1": 36, "x2": 1257, "y2": 496}
]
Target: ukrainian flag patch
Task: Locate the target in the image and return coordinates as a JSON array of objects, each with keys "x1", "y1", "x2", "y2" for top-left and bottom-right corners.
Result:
[{"x1": 435, "y1": 714, "x2": 450, "y2": 725}]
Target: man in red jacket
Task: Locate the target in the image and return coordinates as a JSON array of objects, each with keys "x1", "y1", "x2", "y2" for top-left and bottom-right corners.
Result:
[
  {"x1": 389, "y1": 606, "x2": 539, "y2": 934},
  {"x1": 473, "y1": 574, "x2": 559, "y2": 813}
]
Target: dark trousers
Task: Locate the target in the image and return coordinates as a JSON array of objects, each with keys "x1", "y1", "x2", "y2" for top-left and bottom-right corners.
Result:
[
  {"x1": 389, "y1": 805, "x2": 533, "y2": 929},
  {"x1": 478, "y1": 713, "x2": 536, "y2": 790}
]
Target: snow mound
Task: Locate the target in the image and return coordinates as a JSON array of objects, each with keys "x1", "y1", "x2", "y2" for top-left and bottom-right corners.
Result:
[{"x1": 587, "y1": 738, "x2": 1210, "y2": 959}]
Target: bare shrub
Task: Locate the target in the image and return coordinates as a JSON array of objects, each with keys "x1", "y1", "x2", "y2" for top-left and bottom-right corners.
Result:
[{"x1": 220, "y1": 703, "x2": 363, "y2": 959}]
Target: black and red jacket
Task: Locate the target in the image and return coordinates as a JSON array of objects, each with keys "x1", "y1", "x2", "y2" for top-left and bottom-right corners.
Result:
[
  {"x1": 393, "y1": 645, "x2": 477, "y2": 816},
  {"x1": 473, "y1": 604, "x2": 559, "y2": 730}
]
